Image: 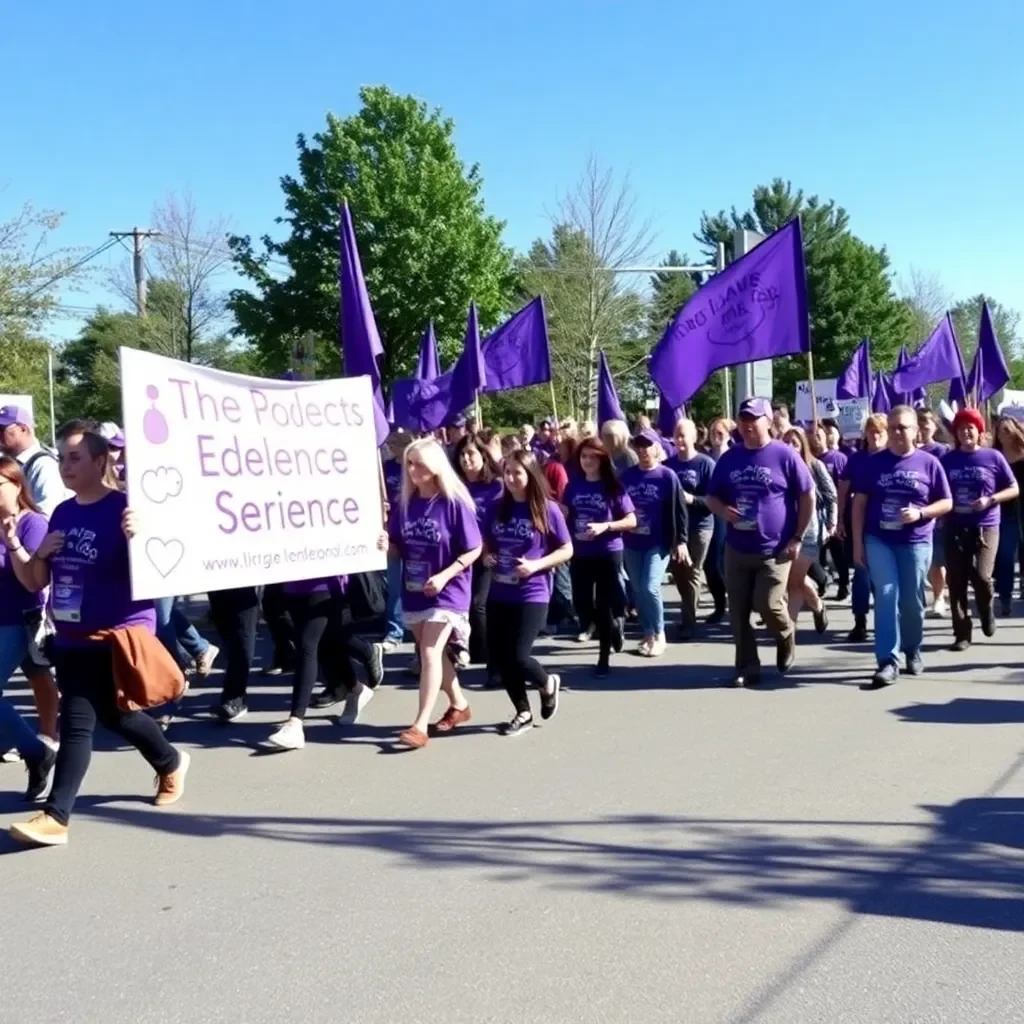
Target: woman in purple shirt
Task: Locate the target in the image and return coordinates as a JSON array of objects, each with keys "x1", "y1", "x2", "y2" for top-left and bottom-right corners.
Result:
[
  {"x1": 483, "y1": 450, "x2": 573, "y2": 736},
  {"x1": 940, "y1": 408, "x2": 1019, "y2": 650},
  {"x1": 452, "y1": 434, "x2": 503, "y2": 674},
  {"x1": 563, "y1": 438, "x2": 637, "y2": 677},
  {"x1": 918, "y1": 409, "x2": 951, "y2": 618},
  {"x1": 8, "y1": 422, "x2": 188, "y2": 847},
  {"x1": 387, "y1": 437, "x2": 482, "y2": 749}
]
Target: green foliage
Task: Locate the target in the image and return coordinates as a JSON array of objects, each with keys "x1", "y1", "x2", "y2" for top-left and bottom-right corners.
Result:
[{"x1": 228, "y1": 85, "x2": 517, "y2": 383}]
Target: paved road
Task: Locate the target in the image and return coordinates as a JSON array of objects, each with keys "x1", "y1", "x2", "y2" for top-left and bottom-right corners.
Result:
[{"x1": 3, "y1": 590, "x2": 1023, "y2": 1024}]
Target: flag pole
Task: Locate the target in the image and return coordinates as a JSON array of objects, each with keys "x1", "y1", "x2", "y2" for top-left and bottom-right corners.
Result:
[
  {"x1": 474, "y1": 390, "x2": 482, "y2": 430},
  {"x1": 548, "y1": 379, "x2": 559, "y2": 425},
  {"x1": 47, "y1": 347, "x2": 57, "y2": 447},
  {"x1": 807, "y1": 350, "x2": 819, "y2": 429}
]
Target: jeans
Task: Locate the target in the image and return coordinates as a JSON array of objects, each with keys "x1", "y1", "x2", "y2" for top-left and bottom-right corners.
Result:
[
  {"x1": 864, "y1": 535, "x2": 931, "y2": 667},
  {"x1": 209, "y1": 587, "x2": 260, "y2": 703},
  {"x1": 0, "y1": 624, "x2": 46, "y2": 762},
  {"x1": 994, "y1": 519, "x2": 1022, "y2": 602},
  {"x1": 155, "y1": 596, "x2": 209, "y2": 670},
  {"x1": 385, "y1": 553, "x2": 404, "y2": 643},
  {"x1": 623, "y1": 547, "x2": 670, "y2": 636},
  {"x1": 45, "y1": 644, "x2": 180, "y2": 825},
  {"x1": 486, "y1": 601, "x2": 549, "y2": 715}
]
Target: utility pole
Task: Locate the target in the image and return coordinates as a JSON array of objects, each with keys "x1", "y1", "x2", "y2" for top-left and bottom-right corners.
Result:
[{"x1": 110, "y1": 227, "x2": 158, "y2": 316}]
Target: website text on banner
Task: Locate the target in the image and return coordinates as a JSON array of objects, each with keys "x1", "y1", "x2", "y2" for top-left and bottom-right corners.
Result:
[{"x1": 120, "y1": 348, "x2": 386, "y2": 601}]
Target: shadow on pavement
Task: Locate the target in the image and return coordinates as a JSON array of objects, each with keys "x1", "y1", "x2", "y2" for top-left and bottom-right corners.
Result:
[{"x1": 891, "y1": 698, "x2": 1024, "y2": 725}]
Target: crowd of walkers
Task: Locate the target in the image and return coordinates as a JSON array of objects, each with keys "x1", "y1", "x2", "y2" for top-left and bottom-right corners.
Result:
[{"x1": 1, "y1": 392, "x2": 1022, "y2": 847}]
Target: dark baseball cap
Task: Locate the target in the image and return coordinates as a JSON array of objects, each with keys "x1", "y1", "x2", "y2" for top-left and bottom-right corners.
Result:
[{"x1": 630, "y1": 427, "x2": 660, "y2": 448}]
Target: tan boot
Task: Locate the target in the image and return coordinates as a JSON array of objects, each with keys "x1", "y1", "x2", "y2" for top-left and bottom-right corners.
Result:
[
  {"x1": 154, "y1": 750, "x2": 191, "y2": 807},
  {"x1": 10, "y1": 812, "x2": 68, "y2": 847}
]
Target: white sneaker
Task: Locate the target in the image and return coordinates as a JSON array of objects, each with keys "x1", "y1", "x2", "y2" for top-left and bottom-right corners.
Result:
[
  {"x1": 647, "y1": 636, "x2": 667, "y2": 658},
  {"x1": 195, "y1": 643, "x2": 220, "y2": 678},
  {"x1": 338, "y1": 684, "x2": 375, "y2": 724},
  {"x1": 930, "y1": 596, "x2": 948, "y2": 619},
  {"x1": 267, "y1": 718, "x2": 305, "y2": 750}
]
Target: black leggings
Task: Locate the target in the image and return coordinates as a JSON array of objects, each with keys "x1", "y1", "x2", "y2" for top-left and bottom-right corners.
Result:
[
  {"x1": 486, "y1": 601, "x2": 549, "y2": 715},
  {"x1": 261, "y1": 583, "x2": 295, "y2": 669},
  {"x1": 821, "y1": 535, "x2": 849, "y2": 587},
  {"x1": 570, "y1": 552, "x2": 623, "y2": 660},
  {"x1": 209, "y1": 587, "x2": 260, "y2": 702},
  {"x1": 45, "y1": 645, "x2": 180, "y2": 825},
  {"x1": 286, "y1": 591, "x2": 357, "y2": 718},
  {"x1": 469, "y1": 562, "x2": 492, "y2": 665}
]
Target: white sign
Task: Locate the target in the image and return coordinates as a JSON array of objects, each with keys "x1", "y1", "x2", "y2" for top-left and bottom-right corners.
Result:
[
  {"x1": 120, "y1": 348, "x2": 386, "y2": 600},
  {"x1": 836, "y1": 397, "x2": 870, "y2": 439},
  {"x1": 795, "y1": 379, "x2": 838, "y2": 423},
  {"x1": 997, "y1": 389, "x2": 1024, "y2": 420},
  {"x1": 0, "y1": 394, "x2": 34, "y2": 421}
]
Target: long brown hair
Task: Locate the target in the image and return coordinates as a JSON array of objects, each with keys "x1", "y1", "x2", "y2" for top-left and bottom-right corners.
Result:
[
  {"x1": 498, "y1": 449, "x2": 552, "y2": 534},
  {"x1": 574, "y1": 437, "x2": 623, "y2": 498},
  {"x1": 452, "y1": 434, "x2": 500, "y2": 484},
  {"x1": 0, "y1": 455, "x2": 42, "y2": 514}
]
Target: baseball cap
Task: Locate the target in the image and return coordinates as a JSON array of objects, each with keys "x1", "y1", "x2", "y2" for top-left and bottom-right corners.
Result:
[
  {"x1": 0, "y1": 405, "x2": 33, "y2": 429},
  {"x1": 99, "y1": 421, "x2": 126, "y2": 449},
  {"x1": 738, "y1": 397, "x2": 773, "y2": 419},
  {"x1": 630, "y1": 427, "x2": 660, "y2": 448}
]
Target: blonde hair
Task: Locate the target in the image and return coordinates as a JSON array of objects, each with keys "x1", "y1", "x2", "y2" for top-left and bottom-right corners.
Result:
[
  {"x1": 401, "y1": 437, "x2": 474, "y2": 514},
  {"x1": 782, "y1": 425, "x2": 813, "y2": 467},
  {"x1": 600, "y1": 419, "x2": 630, "y2": 454},
  {"x1": 864, "y1": 413, "x2": 888, "y2": 437},
  {"x1": 579, "y1": 420, "x2": 597, "y2": 439}
]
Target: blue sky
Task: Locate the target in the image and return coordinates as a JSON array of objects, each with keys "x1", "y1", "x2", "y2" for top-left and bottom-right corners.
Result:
[{"x1": 4, "y1": 0, "x2": 1022, "y2": 344}]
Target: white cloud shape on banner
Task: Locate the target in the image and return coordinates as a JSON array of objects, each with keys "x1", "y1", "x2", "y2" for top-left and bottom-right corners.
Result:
[{"x1": 140, "y1": 467, "x2": 184, "y2": 504}]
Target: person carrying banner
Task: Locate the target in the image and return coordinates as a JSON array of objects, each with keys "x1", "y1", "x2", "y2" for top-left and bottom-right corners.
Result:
[
  {"x1": 940, "y1": 409, "x2": 1018, "y2": 650},
  {"x1": 852, "y1": 406, "x2": 952, "y2": 689},
  {"x1": 483, "y1": 450, "x2": 572, "y2": 736},
  {"x1": 707, "y1": 398, "x2": 814, "y2": 688}
]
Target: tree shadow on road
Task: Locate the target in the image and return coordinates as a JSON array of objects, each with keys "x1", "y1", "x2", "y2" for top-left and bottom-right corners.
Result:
[{"x1": 891, "y1": 698, "x2": 1024, "y2": 725}]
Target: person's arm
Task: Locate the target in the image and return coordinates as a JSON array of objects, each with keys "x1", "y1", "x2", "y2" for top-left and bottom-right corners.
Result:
[
  {"x1": 781, "y1": 489, "x2": 815, "y2": 560},
  {"x1": 976, "y1": 455, "x2": 1020, "y2": 510},
  {"x1": 836, "y1": 478, "x2": 851, "y2": 539},
  {"x1": 668, "y1": 474, "x2": 689, "y2": 561},
  {"x1": 904, "y1": 463, "x2": 952, "y2": 523},
  {"x1": 29, "y1": 458, "x2": 65, "y2": 517},
  {"x1": 519, "y1": 542, "x2": 573, "y2": 576},
  {"x1": 851, "y1": 493, "x2": 868, "y2": 566}
]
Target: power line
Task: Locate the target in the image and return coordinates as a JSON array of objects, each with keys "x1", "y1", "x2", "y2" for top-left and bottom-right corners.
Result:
[{"x1": 19, "y1": 237, "x2": 121, "y2": 305}]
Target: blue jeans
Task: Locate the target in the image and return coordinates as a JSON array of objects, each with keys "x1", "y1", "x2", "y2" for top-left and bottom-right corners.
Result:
[
  {"x1": 385, "y1": 554, "x2": 404, "y2": 642},
  {"x1": 623, "y1": 547, "x2": 670, "y2": 635},
  {"x1": 864, "y1": 536, "x2": 931, "y2": 667},
  {"x1": 0, "y1": 623, "x2": 46, "y2": 762},
  {"x1": 994, "y1": 521, "x2": 1021, "y2": 602},
  {"x1": 155, "y1": 596, "x2": 209, "y2": 670}
]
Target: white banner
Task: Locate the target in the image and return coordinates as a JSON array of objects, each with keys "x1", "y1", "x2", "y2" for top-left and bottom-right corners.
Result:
[
  {"x1": 997, "y1": 389, "x2": 1024, "y2": 420},
  {"x1": 120, "y1": 348, "x2": 386, "y2": 600},
  {"x1": 794, "y1": 379, "x2": 838, "y2": 423},
  {"x1": 836, "y1": 397, "x2": 870, "y2": 439},
  {"x1": 0, "y1": 394, "x2": 34, "y2": 421}
]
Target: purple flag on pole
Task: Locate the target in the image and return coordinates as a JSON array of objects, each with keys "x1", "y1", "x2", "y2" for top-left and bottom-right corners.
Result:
[
  {"x1": 894, "y1": 345, "x2": 927, "y2": 407},
  {"x1": 416, "y1": 321, "x2": 441, "y2": 381},
  {"x1": 338, "y1": 201, "x2": 389, "y2": 445},
  {"x1": 657, "y1": 390, "x2": 684, "y2": 437},
  {"x1": 448, "y1": 302, "x2": 487, "y2": 419},
  {"x1": 391, "y1": 373, "x2": 453, "y2": 432},
  {"x1": 977, "y1": 301, "x2": 1010, "y2": 402},
  {"x1": 836, "y1": 338, "x2": 872, "y2": 400},
  {"x1": 480, "y1": 297, "x2": 552, "y2": 394},
  {"x1": 871, "y1": 371, "x2": 897, "y2": 414},
  {"x1": 650, "y1": 219, "x2": 809, "y2": 405},
  {"x1": 596, "y1": 351, "x2": 625, "y2": 425},
  {"x1": 892, "y1": 314, "x2": 966, "y2": 395}
]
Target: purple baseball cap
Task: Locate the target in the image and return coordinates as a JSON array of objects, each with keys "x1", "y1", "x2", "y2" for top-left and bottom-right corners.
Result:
[
  {"x1": 99, "y1": 421, "x2": 126, "y2": 449},
  {"x1": 738, "y1": 397, "x2": 773, "y2": 419},
  {"x1": 0, "y1": 405, "x2": 33, "y2": 429},
  {"x1": 630, "y1": 427, "x2": 660, "y2": 448}
]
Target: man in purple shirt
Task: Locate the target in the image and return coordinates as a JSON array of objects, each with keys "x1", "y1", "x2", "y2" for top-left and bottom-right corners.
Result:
[{"x1": 708, "y1": 397, "x2": 814, "y2": 687}]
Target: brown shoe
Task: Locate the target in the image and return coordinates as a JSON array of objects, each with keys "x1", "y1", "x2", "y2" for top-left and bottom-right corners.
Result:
[
  {"x1": 10, "y1": 811, "x2": 68, "y2": 847},
  {"x1": 154, "y1": 750, "x2": 191, "y2": 806},
  {"x1": 397, "y1": 727, "x2": 428, "y2": 748},
  {"x1": 433, "y1": 705, "x2": 472, "y2": 733}
]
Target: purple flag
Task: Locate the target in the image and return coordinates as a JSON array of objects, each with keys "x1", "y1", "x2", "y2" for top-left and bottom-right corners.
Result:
[
  {"x1": 892, "y1": 314, "x2": 965, "y2": 395},
  {"x1": 480, "y1": 297, "x2": 552, "y2": 393},
  {"x1": 338, "y1": 201, "x2": 389, "y2": 445},
  {"x1": 657, "y1": 390, "x2": 684, "y2": 437},
  {"x1": 894, "y1": 345, "x2": 927, "y2": 407},
  {"x1": 836, "y1": 338, "x2": 872, "y2": 400},
  {"x1": 977, "y1": 301, "x2": 1010, "y2": 402},
  {"x1": 596, "y1": 351, "x2": 625, "y2": 424},
  {"x1": 650, "y1": 219, "x2": 809, "y2": 405},
  {"x1": 871, "y1": 371, "x2": 896, "y2": 414},
  {"x1": 391, "y1": 372, "x2": 453, "y2": 432},
  {"x1": 416, "y1": 321, "x2": 440, "y2": 381},
  {"x1": 448, "y1": 302, "x2": 487, "y2": 419}
]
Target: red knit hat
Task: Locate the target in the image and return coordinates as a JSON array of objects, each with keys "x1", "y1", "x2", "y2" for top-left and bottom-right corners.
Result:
[{"x1": 952, "y1": 407, "x2": 986, "y2": 434}]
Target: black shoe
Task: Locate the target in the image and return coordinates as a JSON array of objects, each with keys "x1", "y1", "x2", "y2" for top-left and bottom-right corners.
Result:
[
  {"x1": 705, "y1": 608, "x2": 726, "y2": 626},
  {"x1": 861, "y1": 662, "x2": 899, "y2": 690},
  {"x1": 540, "y1": 674, "x2": 561, "y2": 721},
  {"x1": 730, "y1": 669, "x2": 761, "y2": 688},
  {"x1": 594, "y1": 661, "x2": 610, "y2": 679},
  {"x1": 999, "y1": 598, "x2": 1012, "y2": 618},
  {"x1": 499, "y1": 711, "x2": 534, "y2": 737},
  {"x1": 611, "y1": 618, "x2": 625, "y2": 653},
  {"x1": 949, "y1": 638, "x2": 971, "y2": 653},
  {"x1": 216, "y1": 697, "x2": 249, "y2": 722},
  {"x1": 776, "y1": 632, "x2": 796, "y2": 673},
  {"x1": 905, "y1": 651, "x2": 924, "y2": 676},
  {"x1": 309, "y1": 690, "x2": 344, "y2": 711},
  {"x1": 813, "y1": 606, "x2": 829, "y2": 634},
  {"x1": 676, "y1": 625, "x2": 694, "y2": 643},
  {"x1": 835, "y1": 584, "x2": 849, "y2": 602},
  {"x1": 24, "y1": 745, "x2": 56, "y2": 802},
  {"x1": 980, "y1": 606, "x2": 996, "y2": 637},
  {"x1": 366, "y1": 642, "x2": 385, "y2": 688},
  {"x1": 847, "y1": 617, "x2": 868, "y2": 643}
]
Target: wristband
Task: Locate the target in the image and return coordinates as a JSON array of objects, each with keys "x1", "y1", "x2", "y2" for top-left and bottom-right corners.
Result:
[{"x1": 9, "y1": 542, "x2": 22, "y2": 553}]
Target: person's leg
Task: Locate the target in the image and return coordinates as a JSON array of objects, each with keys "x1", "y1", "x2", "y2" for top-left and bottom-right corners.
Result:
[
  {"x1": 209, "y1": 588, "x2": 258, "y2": 705},
  {"x1": 622, "y1": 548, "x2": 648, "y2": 641},
  {"x1": 154, "y1": 596, "x2": 188, "y2": 669},
  {"x1": 831, "y1": 535, "x2": 850, "y2": 595},
  {"x1": 408, "y1": 620, "x2": 454, "y2": 735},
  {"x1": 27, "y1": 671, "x2": 59, "y2": 742},
  {"x1": 468, "y1": 562, "x2": 491, "y2": 665},
  {"x1": 897, "y1": 542, "x2": 931, "y2": 661},
  {"x1": 752, "y1": 555, "x2": 794, "y2": 642},
  {"x1": 261, "y1": 583, "x2": 295, "y2": 671},
  {"x1": 865, "y1": 536, "x2": 900, "y2": 668},
  {"x1": 594, "y1": 554, "x2": 620, "y2": 667},
  {"x1": 786, "y1": 554, "x2": 811, "y2": 621},
  {"x1": 517, "y1": 604, "x2": 552, "y2": 689},
  {"x1": 928, "y1": 529, "x2": 947, "y2": 613},
  {"x1": 170, "y1": 601, "x2": 210, "y2": 662},
  {"x1": 995, "y1": 519, "x2": 1016, "y2": 608},
  {"x1": 974, "y1": 527, "x2": 999, "y2": 633},
  {"x1": 287, "y1": 593, "x2": 331, "y2": 720},
  {"x1": 384, "y1": 553, "x2": 405, "y2": 644},
  {"x1": 704, "y1": 519, "x2": 728, "y2": 619},
  {"x1": 493, "y1": 602, "x2": 529, "y2": 715},
  {"x1": 647, "y1": 551, "x2": 670, "y2": 644},
  {"x1": 680, "y1": 530, "x2": 712, "y2": 631},
  {"x1": 570, "y1": 559, "x2": 594, "y2": 636},
  {"x1": 944, "y1": 529, "x2": 971, "y2": 643},
  {"x1": 0, "y1": 627, "x2": 47, "y2": 761},
  {"x1": 549, "y1": 563, "x2": 575, "y2": 628},
  {"x1": 724, "y1": 547, "x2": 758, "y2": 673}
]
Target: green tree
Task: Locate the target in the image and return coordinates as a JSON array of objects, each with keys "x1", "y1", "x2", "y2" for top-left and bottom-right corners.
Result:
[
  {"x1": 228, "y1": 86, "x2": 516, "y2": 383},
  {"x1": 695, "y1": 179, "x2": 912, "y2": 407}
]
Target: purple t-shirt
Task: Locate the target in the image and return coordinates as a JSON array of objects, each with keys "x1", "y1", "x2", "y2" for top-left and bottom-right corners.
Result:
[
  {"x1": 485, "y1": 499, "x2": 571, "y2": 604},
  {"x1": 819, "y1": 449, "x2": 848, "y2": 485},
  {"x1": 854, "y1": 448, "x2": 951, "y2": 544},
  {"x1": 709, "y1": 440, "x2": 814, "y2": 556},
  {"x1": 941, "y1": 448, "x2": 1015, "y2": 528},
  {"x1": 667, "y1": 452, "x2": 715, "y2": 533},
  {"x1": 383, "y1": 459, "x2": 403, "y2": 508},
  {"x1": 621, "y1": 464, "x2": 676, "y2": 551},
  {"x1": 563, "y1": 477, "x2": 635, "y2": 557},
  {"x1": 466, "y1": 479, "x2": 503, "y2": 524},
  {"x1": 0, "y1": 510, "x2": 48, "y2": 626},
  {"x1": 388, "y1": 493, "x2": 481, "y2": 614},
  {"x1": 283, "y1": 575, "x2": 347, "y2": 596},
  {"x1": 47, "y1": 490, "x2": 156, "y2": 644},
  {"x1": 920, "y1": 441, "x2": 950, "y2": 459}
]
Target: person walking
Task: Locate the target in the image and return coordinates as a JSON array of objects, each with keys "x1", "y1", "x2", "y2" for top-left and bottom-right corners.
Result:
[
  {"x1": 817, "y1": 420, "x2": 850, "y2": 600},
  {"x1": 992, "y1": 416, "x2": 1024, "y2": 616},
  {"x1": 940, "y1": 408, "x2": 1018, "y2": 650},
  {"x1": 621, "y1": 429, "x2": 688, "y2": 657},
  {"x1": 483, "y1": 450, "x2": 572, "y2": 736},
  {"x1": 703, "y1": 417, "x2": 734, "y2": 624},
  {"x1": 387, "y1": 437, "x2": 481, "y2": 749},
  {"x1": 852, "y1": 406, "x2": 952, "y2": 688},
  {"x1": 707, "y1": 398, "x2": 814, "y2": 688},
  {"x1": 918, "y1": 409, "x2": 951, "y2": 618}
]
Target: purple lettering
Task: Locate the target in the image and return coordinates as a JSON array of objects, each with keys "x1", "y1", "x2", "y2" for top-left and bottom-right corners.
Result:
[
  {"x1": 215, "y1": 490, "x2": 238, "y2": 532},
  {"x1": 331, "y1": 449, "x2": 349, "y2": 474},
  {"x1": 341, "y1": 497, "x2": 359, "y2": 523},
  {"x1": 286, "y1": 500, "x2": 306, "y2": 528},
  {"x1": 305, "y1": 402, "x2": 324, "y2": 428},
  {"x1": 241, "y1": 502, "x2": 262, "y2": 531},
  {"x1": 222, "y1": 395, "x2": 242, "y2": 423},
  {"x1": 249, "y1": 389, "x2": 269, "y2": 423},
  {"x1": 197, "y1": 435, "x2": 217, "y2": 476}
]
